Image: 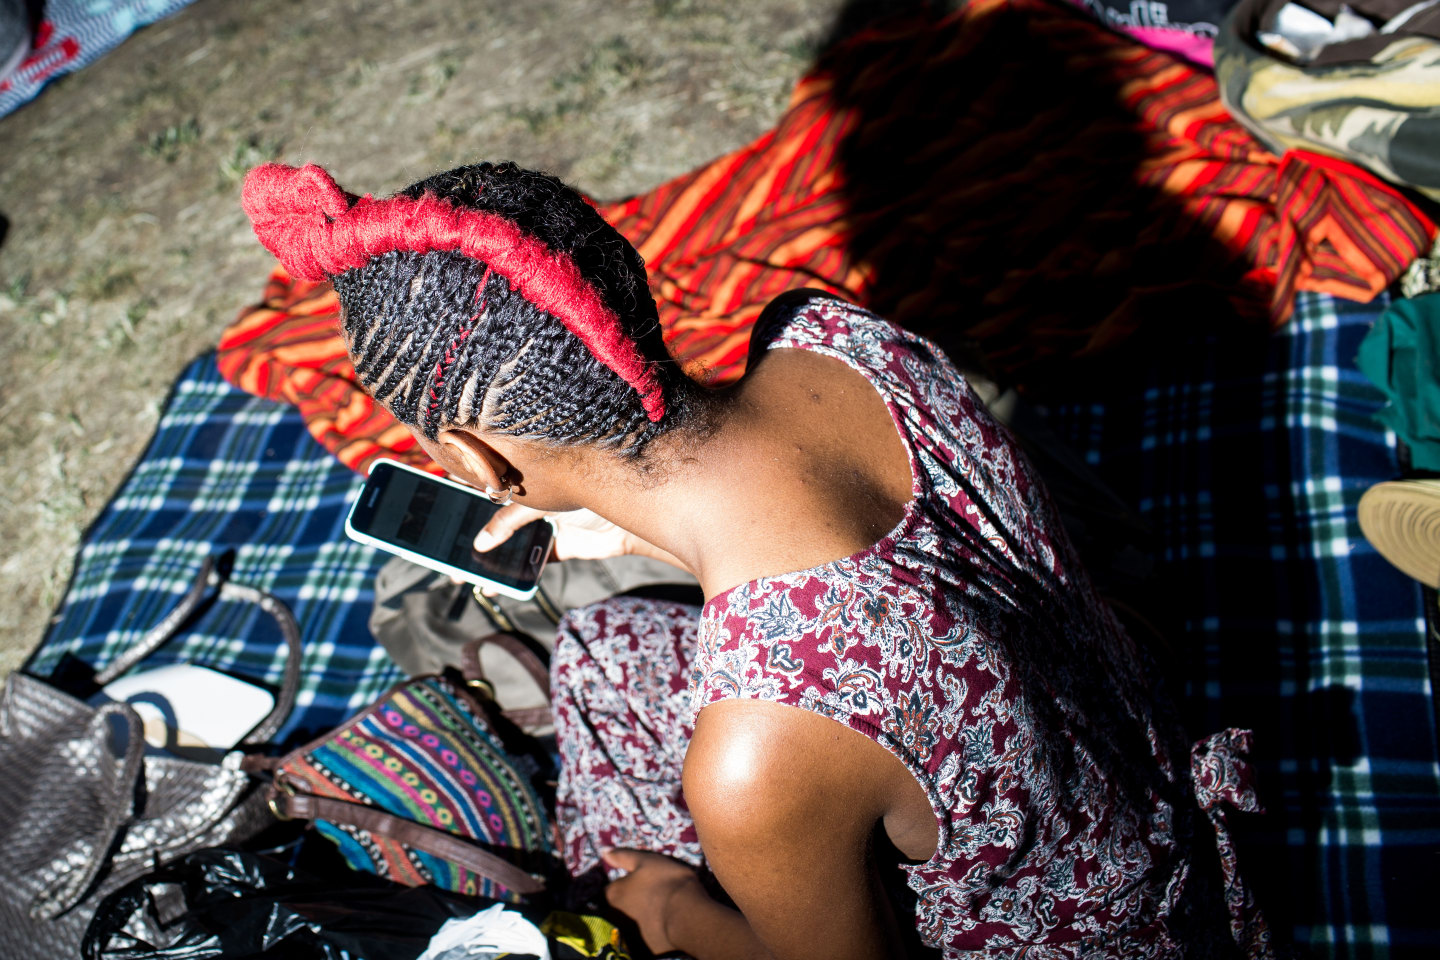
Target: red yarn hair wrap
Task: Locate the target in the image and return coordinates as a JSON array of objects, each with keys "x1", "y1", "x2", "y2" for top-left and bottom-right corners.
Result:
[{"x1": 241, "y1": 163, "x2": 665, "y2": 422}]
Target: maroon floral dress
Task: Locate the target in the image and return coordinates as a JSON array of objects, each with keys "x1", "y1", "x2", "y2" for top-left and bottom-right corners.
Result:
[{"x1": 551, "y1": 294, "x2": 1271, "y2": 958}]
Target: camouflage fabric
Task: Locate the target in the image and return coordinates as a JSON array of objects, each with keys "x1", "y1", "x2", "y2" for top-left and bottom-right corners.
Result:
[
  {"x1": 1215, "y1": 0, "x2": 1440, "y2": 201},
  {"x1": 1401, "y1": 234, "x2": 1440, "y2": 298}
]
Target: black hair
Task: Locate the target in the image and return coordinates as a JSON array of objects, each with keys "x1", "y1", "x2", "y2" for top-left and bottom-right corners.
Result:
[{"x1": 331, "y1": 162, "x2": 709, "y2": 460}]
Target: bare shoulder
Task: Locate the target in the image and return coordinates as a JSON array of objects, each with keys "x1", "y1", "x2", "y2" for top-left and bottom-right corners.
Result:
[
  {"x1": 682, "y1": 700, "x2": 919, "y2": 959},
  {"x1": 743, "y1": 342, "x2": 877, "y2": 403},
  {"x1": 684, "y1": 699, "x2": 897, "y2": 836},
  {"x1": 709, "y1": 347, "x2": 912, "y2": 579}
]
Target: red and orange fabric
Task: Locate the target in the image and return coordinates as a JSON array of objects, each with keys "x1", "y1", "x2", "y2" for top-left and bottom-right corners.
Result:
[{"x1": 218, "y1": 0, "x2": 1436, "y2": 477}]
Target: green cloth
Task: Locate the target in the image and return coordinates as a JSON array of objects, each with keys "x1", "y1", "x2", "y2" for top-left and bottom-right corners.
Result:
[{"x1": 1356, "y1": 292, "x2": 1440, "y2": 469}]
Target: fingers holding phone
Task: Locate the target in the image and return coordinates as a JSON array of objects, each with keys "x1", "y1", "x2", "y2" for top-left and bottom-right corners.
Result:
[
  {"x1": 345, "y1": 459, "x2": 554, "y2": 601},
  {"x1": 474, "y1": 507, "x2": 694, "y2": 577},
  {"x1": 474, "y1": 506, "x2": 630, "y2": 563},
  {"x1": 473, "y1": 503, "x2": 552, "y2": 554}
]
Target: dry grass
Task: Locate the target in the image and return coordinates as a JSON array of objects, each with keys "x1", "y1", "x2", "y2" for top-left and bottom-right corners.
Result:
[{"x1": 0, "y1": 0, "x2": 840, "y2": 677}]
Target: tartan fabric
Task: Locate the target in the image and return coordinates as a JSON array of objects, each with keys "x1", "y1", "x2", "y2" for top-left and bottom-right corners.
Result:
[
  {"x1": 1040, "y1": 290, "x2": 1440, "y2": 959},
  {"x1": 217, "y1": 0, "x2": 1435, "y2": 479},
  {"x1": 25, "y1": 355, "x2": 399, "y2": 744}
]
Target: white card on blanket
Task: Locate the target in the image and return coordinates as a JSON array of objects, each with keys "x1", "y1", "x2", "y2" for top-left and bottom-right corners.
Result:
[{"x1": 98, "y1": 663, "x2": 274, "y2": 753}]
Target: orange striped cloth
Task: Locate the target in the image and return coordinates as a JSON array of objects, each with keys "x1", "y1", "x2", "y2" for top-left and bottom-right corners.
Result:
[{"x1": 218, "y1": 0, "x2": 1435, "y2": 476}]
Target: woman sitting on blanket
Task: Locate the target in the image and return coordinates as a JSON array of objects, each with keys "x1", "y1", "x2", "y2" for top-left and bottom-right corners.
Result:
[{"x1": 243, "y1": 161, "x2": 1271, "y2": 960}]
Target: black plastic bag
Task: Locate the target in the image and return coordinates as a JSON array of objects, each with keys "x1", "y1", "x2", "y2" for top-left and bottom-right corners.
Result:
[{"x1": 82, "y1": 841, "x2": 501, "y2": 960}]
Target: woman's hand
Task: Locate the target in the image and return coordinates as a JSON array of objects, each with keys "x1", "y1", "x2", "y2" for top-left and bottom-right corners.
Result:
[
  {"x1": 601, "y1": 849, "x2": 709, "y2": 956},
  {"x1": 474, "y1": 505, "x2": 693, "y2": 574},
  {"x1": 474, "y1": 504, "x2": 634, "y2": 562}
]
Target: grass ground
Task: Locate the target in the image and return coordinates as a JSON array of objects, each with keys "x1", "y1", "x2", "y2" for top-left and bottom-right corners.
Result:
[{"x1": 0, "y1": 0, "x2": 844, "y2": 677}]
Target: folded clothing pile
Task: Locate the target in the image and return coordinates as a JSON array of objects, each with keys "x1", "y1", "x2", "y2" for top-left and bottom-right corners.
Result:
[{"x1": 1216, "y1": 0, "x2": 1440, "y2": 201}]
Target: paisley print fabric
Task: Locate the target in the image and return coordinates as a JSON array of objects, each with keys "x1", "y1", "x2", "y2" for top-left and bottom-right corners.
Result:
[
  {"x1": 553, "y1": 596, "x2": 704, "y2": 879},
  {"x1": 553, "y1": 293, "x2": 1272, "y2": 957},
  {"x1": 1191, "y1": 729, "x2": 1272, "y2": 957}
]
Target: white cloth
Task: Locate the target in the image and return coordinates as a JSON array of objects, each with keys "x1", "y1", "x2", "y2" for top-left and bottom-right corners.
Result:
[{"x1": 417, "y1": 904, "x2": 550, "y2": 960}]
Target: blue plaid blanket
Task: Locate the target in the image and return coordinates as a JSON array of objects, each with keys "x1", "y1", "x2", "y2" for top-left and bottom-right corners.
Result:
[
  {"x1": 28, "y1": 292, "x2": 1440, "y2": 956},
  {"x1": 26, "y1": 355, "x2": 400, "y2": 743},
  {"x1": 1042, "y1": 291, "x2": 1440, "y2": 959}
]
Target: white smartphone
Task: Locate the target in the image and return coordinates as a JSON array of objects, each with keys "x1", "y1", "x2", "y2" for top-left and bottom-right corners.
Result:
[{"x1": 345, "y1": 458, "x2": 554, "y2": 601}]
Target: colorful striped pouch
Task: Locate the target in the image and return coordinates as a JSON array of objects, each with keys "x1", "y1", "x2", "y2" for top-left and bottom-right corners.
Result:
[{"x1": 269, "y1": 670, "x2": 556, "y2": 901}]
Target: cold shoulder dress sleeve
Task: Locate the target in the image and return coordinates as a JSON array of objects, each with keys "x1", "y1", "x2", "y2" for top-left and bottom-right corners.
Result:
[{"x1": 551, "y1": 292, "x2": 1273, "y2": 959}]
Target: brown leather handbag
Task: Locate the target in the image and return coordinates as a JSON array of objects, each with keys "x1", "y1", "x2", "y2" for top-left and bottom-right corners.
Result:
[{"x1": 0, "y1": 556, "x2": 302, "y2": 960}]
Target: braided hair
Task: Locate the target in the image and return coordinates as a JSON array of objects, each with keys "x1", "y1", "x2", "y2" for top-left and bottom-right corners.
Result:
[{"x1": 243, "y1": 161, "x2": 710, "y2": 461}]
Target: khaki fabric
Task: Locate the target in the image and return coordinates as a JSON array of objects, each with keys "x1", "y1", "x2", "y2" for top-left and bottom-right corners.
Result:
[{"x1": 1216, "y1": 0, "x2": 1440, "y2": 200}]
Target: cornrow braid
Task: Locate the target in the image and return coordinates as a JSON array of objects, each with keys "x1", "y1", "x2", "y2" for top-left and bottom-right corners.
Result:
[
  {"x1": 317, "y1": 162, "x2": 710, "y2": 458},
  {"x1": 424, "y1": 264, "x2": 493, "y2": 435}
]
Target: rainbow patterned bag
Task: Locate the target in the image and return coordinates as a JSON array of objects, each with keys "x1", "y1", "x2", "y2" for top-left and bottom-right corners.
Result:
[{"x1": 268, "y1": 663, "x2": 557, "y2": 902}]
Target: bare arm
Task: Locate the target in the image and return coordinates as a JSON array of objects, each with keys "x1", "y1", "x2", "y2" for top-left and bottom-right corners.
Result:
[
  {"x1": 602, "y1": 849, "x2": 769, "y2": 959},
  {"x1": 605, "y1": 698, "x2": 923, "y2": 960}
]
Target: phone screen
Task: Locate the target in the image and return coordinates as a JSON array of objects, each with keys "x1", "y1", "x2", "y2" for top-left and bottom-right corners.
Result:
[{"x1": 348, "y1": 462, "x2": 552, "y2": 593}]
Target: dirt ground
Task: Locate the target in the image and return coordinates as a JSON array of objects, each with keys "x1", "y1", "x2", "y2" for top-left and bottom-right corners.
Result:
[{"x1": 0, "y1": 0, "x2": 846, "y2": 678}]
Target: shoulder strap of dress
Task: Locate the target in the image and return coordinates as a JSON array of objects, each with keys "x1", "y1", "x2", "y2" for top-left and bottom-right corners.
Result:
[{"x1": 747, "y1": 288, "x2": 848, "y2": 366}]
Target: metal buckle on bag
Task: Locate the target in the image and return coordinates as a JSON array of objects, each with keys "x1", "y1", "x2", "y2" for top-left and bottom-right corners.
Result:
[
  {"x1": 469, "y1": 586, "x2": 517, "y2": 633},
  {"x1": 267, "y1": 776, "x2": 298, "y2": 821},
  {"x1": 466, "y1": 676, "x2": 497, "y2": 700}
]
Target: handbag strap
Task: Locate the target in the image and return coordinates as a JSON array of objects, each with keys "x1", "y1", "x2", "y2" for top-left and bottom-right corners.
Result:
[
  {"x1": 226, "y1": 583, "x2": 303, "y2": 748},
  {"x1": 92, "y1": 557, "x2": 220, "y2": 685},
  {"x1": 460, "y1": 633, "x2": 552, "y2": 704},
  {"x1": 270, "y1": 789, "x2": 546, "y2": 895},
  {"x1": 92, "y1": 555, "x2": 304, "y2": 748},
  {"x1": 468, "y1": 584, "x2": 564, "y2": 632}
]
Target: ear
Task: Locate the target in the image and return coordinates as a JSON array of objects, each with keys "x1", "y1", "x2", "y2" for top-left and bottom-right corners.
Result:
[{"x1": 435, "y1": 428, "x2": 511, "y2": 492}]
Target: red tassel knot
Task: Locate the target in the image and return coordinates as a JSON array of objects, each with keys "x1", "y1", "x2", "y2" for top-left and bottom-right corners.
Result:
[{"x1": 242, "y1": 163, "x2": 666, "y2": 422}]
